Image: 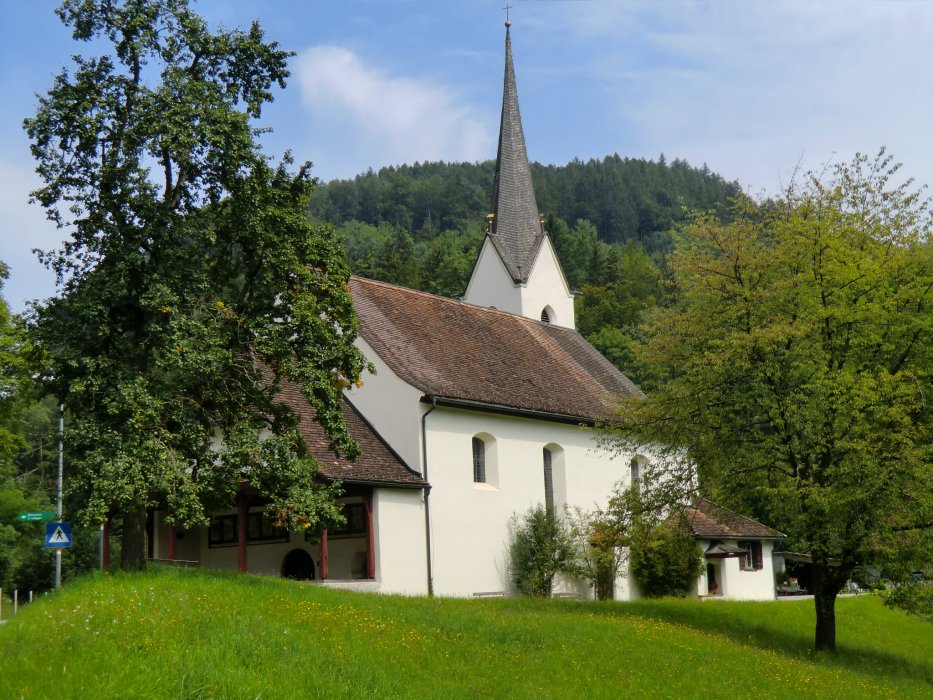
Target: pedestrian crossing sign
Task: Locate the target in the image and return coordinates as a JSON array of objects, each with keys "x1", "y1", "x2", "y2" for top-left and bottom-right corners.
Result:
[{"x1": 45, "y1": 522, "x2": 73, "y2": 549}]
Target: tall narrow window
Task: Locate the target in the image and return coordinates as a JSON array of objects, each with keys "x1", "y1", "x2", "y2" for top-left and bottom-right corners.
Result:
[
  {"x1": 630, "y1": 457, "x2": 640, "y2": 491},
  {"x1": 472, "y1": 437, "x2": 486, "y2": 483},
  {"x1": 543, "y1": 447, "x2": 554, "y2": 513},
  {"x1": 743, "y1": 541, "x2": 763, "y2": 571}
]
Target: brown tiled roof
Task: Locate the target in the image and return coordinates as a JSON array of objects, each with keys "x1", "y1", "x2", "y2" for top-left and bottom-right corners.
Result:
[
  {"x1": 350, "y1": 277, "x2": 642, "y2": 421},
  {"x1": 683, "y1": 498, "x2": 784, "y2": 540},
  {"x1": 276, "y1": 379, "x2": 425, "y2": 488},
  {"x1": 489, "y1": 26, "x2": 544, "y2": 283}
]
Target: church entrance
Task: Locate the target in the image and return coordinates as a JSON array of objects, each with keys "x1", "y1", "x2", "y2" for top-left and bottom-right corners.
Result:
[{"x1": 281, "y1": 549, "x2": 316, "y2": 580}]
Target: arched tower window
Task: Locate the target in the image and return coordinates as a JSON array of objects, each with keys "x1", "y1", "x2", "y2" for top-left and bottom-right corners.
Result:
[{"x1": 540, "y1": 305, "x2": 555, "y2": 324}]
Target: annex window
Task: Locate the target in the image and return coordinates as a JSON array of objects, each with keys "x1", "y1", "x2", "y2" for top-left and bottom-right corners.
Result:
[
  {"x1": 208, "y1": 512, "x2": 289, "y2": 548},
  {"x1": 331, "y1": 502, "x2": 367, "y2": 538},
  {"x1": 743, "y1": 541, "x2": 763, "y2": 571},
  {"x1": 473, "y1": 437, "x2": 486, "y2": 483}
]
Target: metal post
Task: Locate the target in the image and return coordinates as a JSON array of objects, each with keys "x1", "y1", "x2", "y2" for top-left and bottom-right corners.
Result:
[
  {"x1": 100, "y1": 524, "x2": 104, "y2": 571},
  {"x1": 13, "y1": 590, "x2": 18, "y2": 615},
  {"x1": 55, "y1": 403, "x2": 64, "y2": 590}
]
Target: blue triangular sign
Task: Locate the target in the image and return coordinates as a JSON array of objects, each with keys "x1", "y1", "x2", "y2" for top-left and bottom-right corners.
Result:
[{"x1": 45, "y1": 522, "x2": 73, "y2": 549}]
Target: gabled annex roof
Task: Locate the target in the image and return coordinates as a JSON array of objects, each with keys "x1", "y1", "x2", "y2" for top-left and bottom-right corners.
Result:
[
  {"x1": 350, "y1": 276, "x2": 641, "y2": 422},
  {"x1": 683, "y1": 498, "x2": 785, "y2": 540},
  {"x1": 276, "y1": 378, "x2": 425, "y2": 488},
  {"x1": 489, "y1": 25, "x2": 545, "y2": 283}
]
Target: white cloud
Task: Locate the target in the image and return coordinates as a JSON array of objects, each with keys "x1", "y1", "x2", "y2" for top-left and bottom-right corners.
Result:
[
  {"x1": 293, "y1": 45, "x2": 492, "y2": 179},
  {"x1": 527, "y1": 0, "x2": 933, "y2": 195}
]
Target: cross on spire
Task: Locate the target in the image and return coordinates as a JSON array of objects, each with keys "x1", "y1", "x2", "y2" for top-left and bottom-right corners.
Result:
[{"x1": 503, "y1": 4, "x2": 512, "y2": 26}]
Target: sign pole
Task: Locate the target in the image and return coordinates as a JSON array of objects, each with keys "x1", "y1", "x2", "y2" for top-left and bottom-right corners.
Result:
[{"x1": 55, "y1": 403, "x2": 63, "y2": 590}]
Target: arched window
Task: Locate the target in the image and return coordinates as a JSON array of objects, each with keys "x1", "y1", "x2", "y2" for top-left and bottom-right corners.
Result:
[
  {"x1": 472, "y1": 437, "x2": 486, "y2": 483},
  {"x1": 540, "y1": 307, "x2": 551, "y2": 323},
  {"x1": 543, "y1": 447, "x2": 554, "y2": 513},
  {"x1": 630, "y1": 456, "x2": 641, "y2": 490}
]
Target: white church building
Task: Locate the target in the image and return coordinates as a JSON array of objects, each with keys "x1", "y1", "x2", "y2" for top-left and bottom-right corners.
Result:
[{"x1": 147, "y1": 24, "x2": 781, "y2": 602}]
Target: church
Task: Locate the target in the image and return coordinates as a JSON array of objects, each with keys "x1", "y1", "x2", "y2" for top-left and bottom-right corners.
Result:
[{"x1": 148, "y1": 23, "x2": 781, "y2": 602}]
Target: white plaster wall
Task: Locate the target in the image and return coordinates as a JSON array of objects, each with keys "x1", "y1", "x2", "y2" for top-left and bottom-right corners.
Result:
[
  {"x1": 344, "y1": 336, "x2": 425, "y2": 471},
  {"x1": 519, "y1": 237, "x2": 575, "y2": 329},
  {"x1": 462, "y1": 237, "x2": 523, "y2": 315},
  {"x1": 374, "y1": 487, "x2": 429, "y2": 595},
  {"x1": 424, "y1": 406, "x2": 638, "y2": 598}
]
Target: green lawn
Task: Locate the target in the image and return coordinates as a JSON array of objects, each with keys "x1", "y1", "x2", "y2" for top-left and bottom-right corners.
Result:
[{"x1": 1, "y1": 567, "x2": 930, "y2": 699}]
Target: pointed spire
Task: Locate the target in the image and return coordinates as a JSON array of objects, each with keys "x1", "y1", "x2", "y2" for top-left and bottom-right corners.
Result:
[{"x1": 490, "y1": 23, "x2": 544, "y2": 283}]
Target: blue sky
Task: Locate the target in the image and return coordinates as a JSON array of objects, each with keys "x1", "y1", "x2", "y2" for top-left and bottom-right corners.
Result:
[{"x1": 2, "y1": 0, "x2": 931, "y2": 311}]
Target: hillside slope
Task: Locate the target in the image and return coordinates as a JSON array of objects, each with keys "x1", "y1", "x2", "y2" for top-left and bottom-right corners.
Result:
[{"x1": 1, "y1": 567, "x2": 930, "y2": 699}]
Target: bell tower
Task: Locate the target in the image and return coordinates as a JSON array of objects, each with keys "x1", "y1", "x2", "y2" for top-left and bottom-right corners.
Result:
[{"x1": 462, "y1": 21, "x2": 575, "y2": 329}]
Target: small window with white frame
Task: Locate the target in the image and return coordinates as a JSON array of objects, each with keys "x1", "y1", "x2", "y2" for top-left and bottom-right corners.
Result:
[{"x1": 743, "y1": 541, "x2": 763, "y2": 570}]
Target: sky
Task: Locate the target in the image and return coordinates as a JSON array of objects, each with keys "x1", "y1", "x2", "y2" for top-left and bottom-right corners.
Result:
[{"x1": 1, "y1": 0, "x2": 931, "y2": 311}]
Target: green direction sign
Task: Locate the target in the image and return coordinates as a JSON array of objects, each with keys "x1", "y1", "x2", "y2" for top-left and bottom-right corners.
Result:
[{"x1": 18, "y1": 511, "x2": 56, "y2": 522}]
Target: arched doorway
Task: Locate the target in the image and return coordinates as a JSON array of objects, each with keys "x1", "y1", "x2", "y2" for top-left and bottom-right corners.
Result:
[{"x1": 281, "y1": 549, "x2": 316, "y2": 580}]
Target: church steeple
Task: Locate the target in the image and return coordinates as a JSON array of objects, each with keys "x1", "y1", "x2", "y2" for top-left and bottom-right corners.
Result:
[
  {"x1": 463, "y1": 21, "x2": 575, "y2": 329},
  {"x1": 489, "y1": 24, "x2": 544, "y2": 283}
]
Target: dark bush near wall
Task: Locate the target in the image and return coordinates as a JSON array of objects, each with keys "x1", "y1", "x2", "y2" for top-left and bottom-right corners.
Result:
[
  {"x1": 629, "y1": 520, "x2": 704, "y2": 598},
  {"x1": 509, "y1": 505, "x2": 580, "y2": 597}
]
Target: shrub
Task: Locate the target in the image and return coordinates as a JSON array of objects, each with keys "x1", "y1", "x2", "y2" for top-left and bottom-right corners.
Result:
[
  {"x1": 629, "y1": 518, "x2": 703, "y2": 598},
  {"x1": 509, "y1": 505, "x2": 579, "y2": 597},
  {"x1": 567, "y1": 507, "x2": 625, "y2": 601},
  {"x1": 882, "y1": 582, "x2": 933, "y2": 623}
]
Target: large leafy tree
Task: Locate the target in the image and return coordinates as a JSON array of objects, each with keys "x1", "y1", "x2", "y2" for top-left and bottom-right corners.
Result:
[
  {"x1": 611, "y1": 151, "x2": 932, "y2": 651},
  {"x1": 25, "y1": 0, "x2": 368, "y2": 570}
]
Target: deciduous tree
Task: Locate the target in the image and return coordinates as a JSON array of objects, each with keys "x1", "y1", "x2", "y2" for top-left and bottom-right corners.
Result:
[
  {"x1": 610, "y1": 151, "x2": 932, "y2": 651},
  {"x1": 25, "y1": 0, "x2": 368, "y2": 570}
]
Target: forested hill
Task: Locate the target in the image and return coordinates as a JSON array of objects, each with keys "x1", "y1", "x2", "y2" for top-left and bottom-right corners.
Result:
[
  {"x1": 310, "y1": 154, "x2": 741, "y2": 250},
  {"x1": 310, "y1": 155, "x2": 742, "y2": 383}
]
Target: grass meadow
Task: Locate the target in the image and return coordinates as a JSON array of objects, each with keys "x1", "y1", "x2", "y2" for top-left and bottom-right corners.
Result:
[{"x1": 0, "y1": 566, "x2": 931, "y2": 699}]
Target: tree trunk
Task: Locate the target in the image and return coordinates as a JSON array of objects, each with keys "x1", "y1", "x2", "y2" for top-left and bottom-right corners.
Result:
[
  {"x1": 813, "y1": 590, "x2": 837, "y2": 652},
  {"x1": 121, "y1": 505, "x2": 148, "y2": 571}
]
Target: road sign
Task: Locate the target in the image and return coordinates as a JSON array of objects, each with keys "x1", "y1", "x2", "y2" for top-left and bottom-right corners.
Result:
[
  {"x1": 18, "y1": 511, "x2": 56, "y2": 522},
  {"x1": 45, "y1": 522, "x2": 73, "y2": 549}
]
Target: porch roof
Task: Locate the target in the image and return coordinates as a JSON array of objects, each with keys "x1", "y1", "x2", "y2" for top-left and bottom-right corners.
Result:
[
  {"x1": 684, "y1": 498, "x2": 785, "y2": 540},
  {"x1": 276, "y1": 379, "x2": 426, "y2": 489}
]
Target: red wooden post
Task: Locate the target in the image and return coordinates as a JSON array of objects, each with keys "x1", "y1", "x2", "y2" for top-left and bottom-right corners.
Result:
[
  {"x1": 364, "y1": 493, "x2": 375, "y2": 580},
  {"x1": 102, "y1": 519, "x2": 111, "y2": 569},
  {"x1": 167, "y1": 524, "x2": 177, "y2": 561},
  {"x1": 237, "y1": 493, "x2": 248, "y2": 573},
  {"x1": 319, "y1": 529, "x2": 329, "y2": 580}
]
